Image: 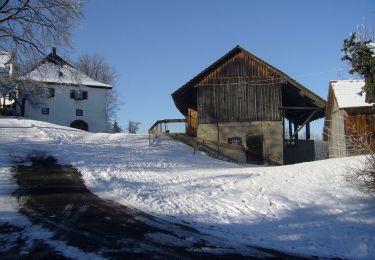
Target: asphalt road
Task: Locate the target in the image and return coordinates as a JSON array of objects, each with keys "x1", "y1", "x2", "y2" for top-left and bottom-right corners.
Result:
[{"x1": 2, "y1": 155, "x2": 305, "y2": 259}]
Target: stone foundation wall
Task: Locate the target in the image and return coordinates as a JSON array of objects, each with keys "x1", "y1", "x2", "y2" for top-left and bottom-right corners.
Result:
[{"x1": 197, "y1": 121, "x2": 283, "y2": 164}]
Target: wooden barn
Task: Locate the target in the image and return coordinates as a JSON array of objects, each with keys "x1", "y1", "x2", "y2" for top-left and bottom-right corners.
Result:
[
  {"x1": 324, "y1": 80, "x2": 375, "y2": 157},
  {"x1": 167, "y1": 46, "x2": 326, "y2": 165}
]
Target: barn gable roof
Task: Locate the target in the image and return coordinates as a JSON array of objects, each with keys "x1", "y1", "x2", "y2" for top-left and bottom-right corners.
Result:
[{"x1": 172, "y1": 45, "x2": 326, "y2": 121}]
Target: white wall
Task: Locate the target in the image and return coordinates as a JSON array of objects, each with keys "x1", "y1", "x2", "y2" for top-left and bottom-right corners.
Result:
[{"x1": 24, "y1": 84, "x2": 110, "y2": 132}]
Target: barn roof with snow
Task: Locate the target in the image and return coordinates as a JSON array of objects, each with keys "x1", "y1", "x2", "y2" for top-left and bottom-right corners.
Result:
[
  {"x1": 328, "y1": 80, "x2": 372, "y2": 109},
  {"x1": 324, "y1": 80, "x2": 375, "y2": 156},
  {"x1": 20, "y1": 48, "x2": 111, "y2": 89}
]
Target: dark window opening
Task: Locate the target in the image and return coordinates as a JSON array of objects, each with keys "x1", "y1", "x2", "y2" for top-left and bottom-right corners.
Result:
[
  {"x1": 42, "y1": 108, "x2": 49, "y2": 115},
  {"x1": 228, "y1": 137, "x2": 242, "y2": 145},
  {"x1": 76, "y1": 109, "x2": 83, "y2": 116},
  {"x1": 58, "y1": 71, "x2": 63, "y2": 78},
  {"x1": 48, "y1": 88, "x2": 55, "y2": 98},
  {"x1": 70, "y1": 90, "x2": 75, "y2": 99},
  {"x1": 70, "y1": 90, "x2": 88, "y2": 100}
]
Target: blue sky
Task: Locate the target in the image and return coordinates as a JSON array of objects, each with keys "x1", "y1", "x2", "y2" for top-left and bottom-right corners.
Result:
[{"x1": 70, "y1": 0, "x2": 374, "y2": 134}]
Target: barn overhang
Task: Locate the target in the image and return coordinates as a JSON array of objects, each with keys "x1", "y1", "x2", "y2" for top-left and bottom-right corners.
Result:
[{"x1": 281, "y1": 81, "x2": 325, "y2": 125}]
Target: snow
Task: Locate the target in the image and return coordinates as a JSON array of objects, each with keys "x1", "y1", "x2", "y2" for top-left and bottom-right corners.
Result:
[
  {"x1": 368, "y1": 42, "x2": 375, "y2": 57},
  {"x1": 20, "y1": 61, "x2": 111, "y2": 88},
  {"x1": 1, "y1": 117, "x2": 375, "y2": 259},
  {"x1": 0, "y1": 51, "x2": 11, "y2": 68},
  {"x1": 331, "y1": 80, "x2": 372, "y2": 108},
  {"x1": 0, "y1": 118, "x2": 106, "y2": 259}
]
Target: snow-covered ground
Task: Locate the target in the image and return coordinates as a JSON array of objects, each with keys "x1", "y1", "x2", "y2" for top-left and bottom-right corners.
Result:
[{"x1": 1, "y1": 117, "x2": 375, "y2": 259}]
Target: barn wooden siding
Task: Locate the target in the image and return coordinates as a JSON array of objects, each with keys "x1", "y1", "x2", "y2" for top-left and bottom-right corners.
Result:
[
  {"x1": 344, "y1": 112, "x2": 375, "y2": 151},
  {"x1": 196, "y1": 52, "x2": 282, "y2": 124}
]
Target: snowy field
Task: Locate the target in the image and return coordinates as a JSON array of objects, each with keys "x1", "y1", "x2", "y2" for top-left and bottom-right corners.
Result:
[{"x1": 1, "y1": 117, "x2": 375, "y2": 259}]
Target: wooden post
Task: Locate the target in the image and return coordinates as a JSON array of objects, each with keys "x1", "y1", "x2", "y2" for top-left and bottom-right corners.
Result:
[
  {"x1": 294, "y1": 123, "x2": 298, "y2": 140},
  {"x1": 288, "y1": 120, "x2": 292, "y2": 139},
  {"x1": 282, "y1": 111, "x2": 285, "y2": 140},
  {"x1": 306, "y1": 122, "x2": 310, "y2": 140}
]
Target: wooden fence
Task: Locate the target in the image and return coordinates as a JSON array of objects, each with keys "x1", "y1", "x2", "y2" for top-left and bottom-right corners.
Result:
[{"x1": 148, "y1": 119, "x2": 245, "y2": 160}]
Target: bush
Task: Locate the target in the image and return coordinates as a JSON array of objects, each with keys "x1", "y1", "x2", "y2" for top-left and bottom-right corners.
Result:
[{"x1": 346, "y1": 129, "x2": 375, "y2": 195}]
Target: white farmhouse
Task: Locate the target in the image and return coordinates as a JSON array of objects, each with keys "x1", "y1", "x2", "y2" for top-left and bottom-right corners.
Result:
[
  {"x1": 20, "y1": 48, "x2": 112, "y2": 132},
  {"x1": 0, "y1": 52, "x2": 14, "y2": 111}
]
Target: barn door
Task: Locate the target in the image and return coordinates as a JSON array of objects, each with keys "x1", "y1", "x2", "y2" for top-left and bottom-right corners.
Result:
[
  {"x1": 187, "y1": 108, "x2": 198, "y2": 136},
  {"x1": 246, "y1": 134, "x2": 263, "y2": 164}
]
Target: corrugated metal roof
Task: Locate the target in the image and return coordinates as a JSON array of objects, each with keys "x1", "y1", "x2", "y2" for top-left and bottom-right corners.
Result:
[{"x1": 331, "y1": 80, "x2": 371, "y2": 108}]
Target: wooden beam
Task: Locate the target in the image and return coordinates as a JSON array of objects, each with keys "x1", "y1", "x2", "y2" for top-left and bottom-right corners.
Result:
[
  {"x1": 293, "y1": 123, "x2": 298, "y2": 140},
  {"x1": 148, "y1": 129, "x2": 245, "y2": 151},
  {"x1": 280, "y1": 106, "x2": 322, "y2": 110},
  {"x1": 149, "y1": 118, "x2": 187, "y2": 132},
  {"x1": 282, "y1": 110, "x2": 285, "y2": 140},
  {"x1": 292, "y1": 110, "x2": 319, "y2": 139},
  {"x1": 288, "y1": 120, "x2": 292, "y2": 139},
  {"x1": 306, "y1": 122, "x2": 310, "y2": 140}
]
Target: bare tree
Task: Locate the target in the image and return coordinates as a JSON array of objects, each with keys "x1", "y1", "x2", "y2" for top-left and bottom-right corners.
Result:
[
  {"x1": 0, "y1": 75, "x2": 50, "y2": 116},
  {"x1": 75, "y1": 53, "x2": 121, "y2": 124},
  {"x1": 0, "y1": 0, "x2": 84, "y2": 115},
  {"x1": 126, "y1": 120, "x2": 140, "y2": 134},
  {"x1": 0, "y1": 0, "x2": 84, "y2": 63}
]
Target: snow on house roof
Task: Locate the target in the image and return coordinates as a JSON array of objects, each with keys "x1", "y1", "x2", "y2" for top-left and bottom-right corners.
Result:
[
  {"x1": 330, "y1": 80, "x2": 372, "y2": 108},
  {"x1": 21, "y1": 62, "x2": 111, "y2": 88},
  {"x1": 0, "y1": 52, "x2": 11, "y2": 68},
  {"x1": 19, "y1": 50, "x2": 111, "y2": 88}
]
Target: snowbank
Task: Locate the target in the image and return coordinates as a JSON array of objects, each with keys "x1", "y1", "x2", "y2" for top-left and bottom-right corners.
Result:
[{"x1": 1, "y1": 118, "x2": 374, "y2": 259}]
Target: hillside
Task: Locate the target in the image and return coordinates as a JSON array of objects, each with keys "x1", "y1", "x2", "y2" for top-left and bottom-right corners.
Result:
[{"x1": 1, "y1": 118, "x2": 374, "y2": 259}]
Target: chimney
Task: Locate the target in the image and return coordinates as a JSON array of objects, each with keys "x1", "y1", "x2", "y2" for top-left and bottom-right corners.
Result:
[{"x1": 52, "y1": 47, "x2": 56, "y2": 56}]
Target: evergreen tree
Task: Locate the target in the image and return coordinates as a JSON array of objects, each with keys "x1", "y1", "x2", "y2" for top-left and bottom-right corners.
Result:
[
  {"x1": 112, "y1": 121, "x2": 122, "y2": 133},
  {"x1": 342, "y1": 32, "x2": 375, "y2": 101}
]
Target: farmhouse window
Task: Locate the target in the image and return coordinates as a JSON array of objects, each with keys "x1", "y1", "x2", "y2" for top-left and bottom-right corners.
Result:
[
  {"x1": 70, "y1": 90, "x2": 88, "y2": 100},
  {"x1": 42, "y1": 108, "x2": 49, "y2": 115},
  {"x1": 76, "y1": 109, "x2": 83, "y2": 116},
  {"x1": 48, "y1": 88, "x2": 55, "y2": 98},
  {"x1": 228, "y1": 137, "x2": 242, "y2": 145}
]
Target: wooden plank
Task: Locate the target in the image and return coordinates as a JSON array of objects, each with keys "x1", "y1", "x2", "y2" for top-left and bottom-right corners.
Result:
[{"x1": 280, "y1": 106, "x2": 323, "y2": 110}]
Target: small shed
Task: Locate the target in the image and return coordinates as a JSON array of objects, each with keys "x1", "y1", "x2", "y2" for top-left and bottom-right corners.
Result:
[
  {"x1": 324, "y1": 80, "x2": 375, "y2": 157},
  {"x1": 172, "y1": 46, "x2": 326, "y2": 164}
]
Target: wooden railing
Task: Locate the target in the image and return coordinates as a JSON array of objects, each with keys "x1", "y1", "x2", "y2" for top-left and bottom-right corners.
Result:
[
  {"x1": 148, "y1": 118, "x2": 187, "y2": 145},
  {"x1": 148, "y1": 119, "x2": 245, "y2": 162}
]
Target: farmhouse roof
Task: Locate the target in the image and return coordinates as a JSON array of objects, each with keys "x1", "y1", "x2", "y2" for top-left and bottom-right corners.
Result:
[
  {"x1": 329, "y1": 80, "x2": 371, "y2": 109},
  {"x1": 20, "y1": 48, "x2": 111, "y2": 89}
]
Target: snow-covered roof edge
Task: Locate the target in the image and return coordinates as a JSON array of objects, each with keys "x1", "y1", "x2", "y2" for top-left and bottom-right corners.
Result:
[
  {"x1": 329, "y1": 80, "x2": 372, "y2": 109},
  {"x1": 18, "y1": 50, "x2": 112, "y2": 89}
]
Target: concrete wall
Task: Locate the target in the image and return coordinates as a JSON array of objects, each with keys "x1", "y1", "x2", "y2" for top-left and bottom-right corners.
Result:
[
  {"x1": 328, "y1": 99, "x2": 347, "y2": 158},
  {"x1": 24, "y1": 84, "x2": 110, "y2": 133},
  {"x1": 197, "y1": 121, "x2": 283, "y2": 164}
]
